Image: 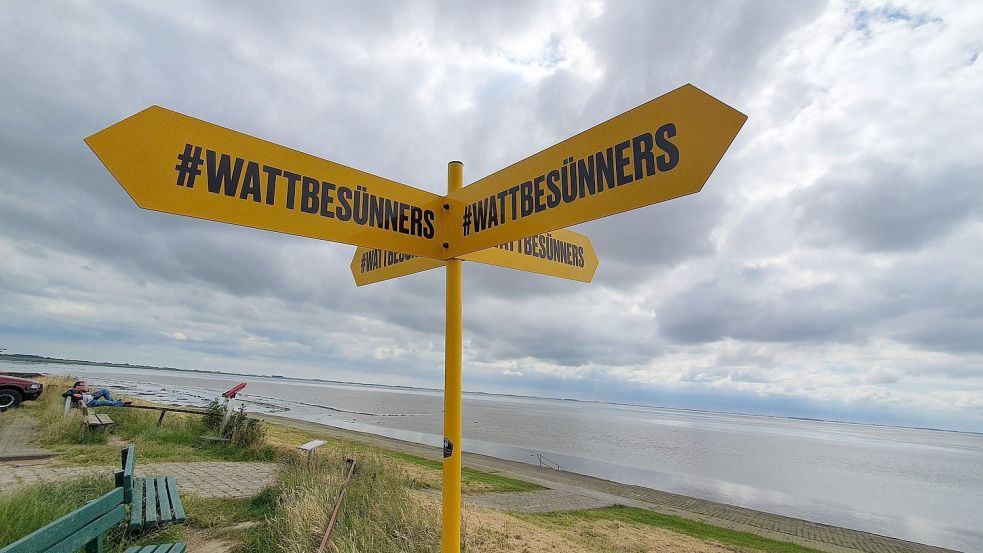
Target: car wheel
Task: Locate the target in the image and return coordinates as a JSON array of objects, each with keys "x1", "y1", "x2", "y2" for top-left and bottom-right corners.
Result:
[{"x1": 0, "y1": 388, "x2": 22, "y2": 409}]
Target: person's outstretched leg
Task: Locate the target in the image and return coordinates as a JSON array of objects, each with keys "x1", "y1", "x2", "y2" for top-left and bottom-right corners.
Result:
[
  {"x1": 87, "y1": 399, "x2": 125, "y2": 407},
  {"x1": 91, "y1": 389, "x2": 117, "y2": 401}
]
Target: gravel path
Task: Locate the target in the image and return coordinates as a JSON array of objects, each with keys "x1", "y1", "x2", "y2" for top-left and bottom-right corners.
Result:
[{"x1": 463, "y1": 488, "x2": 613, "y2": 513}]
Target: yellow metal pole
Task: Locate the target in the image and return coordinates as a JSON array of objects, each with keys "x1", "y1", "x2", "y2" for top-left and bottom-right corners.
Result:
[{"x1": 442, "y1": 160, "x2": 464, "y2": 553}]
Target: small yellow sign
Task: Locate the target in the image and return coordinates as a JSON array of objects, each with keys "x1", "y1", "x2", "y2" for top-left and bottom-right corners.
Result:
[
  {"x1": 350, "y1": 248, "x2": 444, "y2": 286},
  {"x1": 443, "y1": 84, "x2": 746, "y2": 258},
  {"x1": 351, "y1": 228, "x2": 598, "y2": 286},
  {"x1": 86, "y1": 106, "x2": 446, "y2": 259}
]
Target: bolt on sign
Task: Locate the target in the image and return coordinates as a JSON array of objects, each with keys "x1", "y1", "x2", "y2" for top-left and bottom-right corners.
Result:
[{"x1": 86, "y1": 83, "x2": 745, "y2": 553}]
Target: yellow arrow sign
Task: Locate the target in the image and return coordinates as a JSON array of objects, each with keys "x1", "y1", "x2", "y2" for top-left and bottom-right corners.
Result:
[
  {"x1": 85, "y1": 106, "x2": 446, "y2": 259},
  {"x1": 443, "y1": 84, "x2": 746, "y2": 258},
  {"x1": 352, "y1": 228, "x2": 598, "y2": 286}
]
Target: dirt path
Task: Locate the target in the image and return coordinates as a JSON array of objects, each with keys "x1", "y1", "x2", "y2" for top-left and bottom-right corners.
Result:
[{"x1": 258, "y1": 414, "x2": 958, "y2": 553}]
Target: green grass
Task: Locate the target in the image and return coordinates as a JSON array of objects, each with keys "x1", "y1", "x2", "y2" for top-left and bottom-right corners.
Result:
[
  {"x1": 0, "y1": 476, "x2": 186, "y2": 553},
  {"x1": 386, "y1": 450, "x2": 544, "y2": 493},
  {"x1": 522, "y1": 506, "x2": 823, "y2": 553},
  {"x1": 183, "y1": 489, "x2": 278, "y2": 528},
  {"x1": 0, "y1": 477, "x2": 113, "y2": 548}
]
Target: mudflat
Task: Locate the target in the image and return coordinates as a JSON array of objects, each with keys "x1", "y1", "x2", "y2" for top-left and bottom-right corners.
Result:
[{"x1": 257, "y1": 413, "x2": 958, "y2": 553}]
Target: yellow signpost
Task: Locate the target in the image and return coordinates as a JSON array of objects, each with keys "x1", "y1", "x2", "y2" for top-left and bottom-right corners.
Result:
[
  {"x1": 85, "y1": 106, "x2": 446, "y2": 259},
  {"x1": 86, "y1": 84, "x2": 745, "y2": 553},
  {"x1": 351, "y1": 228, "x2": 598, "y2": 286},
  {"x1": 443, "y1": 84, "x2": 747, "y2": 258}
]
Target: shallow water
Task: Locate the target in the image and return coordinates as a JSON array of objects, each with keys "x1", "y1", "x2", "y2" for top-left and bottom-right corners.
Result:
[{"x1": 8, "y1": 361, "x2": 982, "y2": 552}]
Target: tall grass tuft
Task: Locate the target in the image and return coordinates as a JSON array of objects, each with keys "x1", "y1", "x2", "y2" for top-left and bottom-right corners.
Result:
[
  {"x1": 0, "y1": 477, "x2": 113, "y2": 547},
  {"x1": 254, "y1": 448, "x2": 442, "y2": 553}
]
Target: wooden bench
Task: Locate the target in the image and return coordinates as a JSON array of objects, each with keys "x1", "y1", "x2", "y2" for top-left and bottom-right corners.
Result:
[
  {"x1": 115, "y1": 445, "x2": 186, "y2": 531},
  {"x1": 86, "y1": 412, "x2": 116, "y2": 431},
  {"x1": 0, "y1": 486, "x2": 184, "y2": 553}
]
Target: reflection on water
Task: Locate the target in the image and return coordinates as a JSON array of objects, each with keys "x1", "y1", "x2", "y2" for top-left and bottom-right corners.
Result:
[{"x1": 9, "y1": 361, "x2": 983, "y2": 552}]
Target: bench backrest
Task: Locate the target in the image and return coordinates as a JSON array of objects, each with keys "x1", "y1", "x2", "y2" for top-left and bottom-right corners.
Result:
[
  {"x1": 0, "y1": 488, "x2": 125, "y2": 553},
  {"x1": 115, "y1": 444, "x2": 136, "y2": 503}
]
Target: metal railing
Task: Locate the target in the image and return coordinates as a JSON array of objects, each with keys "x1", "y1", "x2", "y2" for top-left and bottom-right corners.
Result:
[{"x1": 534, "y1": 453, "x2": 562, "y2": 471}]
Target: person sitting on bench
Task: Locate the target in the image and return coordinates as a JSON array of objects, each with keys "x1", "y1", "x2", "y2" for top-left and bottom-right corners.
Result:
[{"x1": 62, "y1": 380, "x2": 129, "y2": 407}]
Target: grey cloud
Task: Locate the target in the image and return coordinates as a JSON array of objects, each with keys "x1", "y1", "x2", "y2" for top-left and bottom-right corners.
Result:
[
  {"x1": 794, "y1": 160, "x2": 983, "y2": 253},
  {"x1": 656, "y1": 267, "x2": 871, "y2": 344},
  {"x1": 579, "y1": 0, "x2": 828, "y2": 107},
  {"x1": 863, "y1": 367, "x2": 903, "y2": 384},
  {"x1": 897, "y1": 318, "x2": 983, "y2": 355}
]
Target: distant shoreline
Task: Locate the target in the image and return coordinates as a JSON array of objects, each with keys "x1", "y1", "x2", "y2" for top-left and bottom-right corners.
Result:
[{"x1": 1, "y1": 353, "x2": 977, "y2": 436}]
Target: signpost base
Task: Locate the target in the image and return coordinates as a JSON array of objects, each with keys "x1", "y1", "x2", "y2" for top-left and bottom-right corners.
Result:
[{"x1": 442, "y1": 161, "x2": 464, "y2": 553}]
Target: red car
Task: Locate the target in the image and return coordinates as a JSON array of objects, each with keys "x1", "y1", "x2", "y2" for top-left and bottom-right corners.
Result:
[{"x1": 0, "y1": 374, "x2": 44, "y2": 410}]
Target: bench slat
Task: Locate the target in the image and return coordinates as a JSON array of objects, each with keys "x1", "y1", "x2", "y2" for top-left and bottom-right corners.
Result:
[
  {"x1": 96, "y1": 414, "x2": 114, "y2": 425},
  {"x1": 121, "y1": 445, "x2": 135, "y2": 503},
  {"x1": 44, "y1": 505, "x2": 124, "y2": 553},
  {"x1": 129, "y1": 477, "x2": 144, "y2": 531},
  {"x1": 155, "y1": 476, "x2": 173, "y2": 523},
  {"x1": 0, "y1": 488, "x2": 123, "y2": 553},
  {"x1": 144, "y1": 477, "x2": 158, "y2": 527},
  {"x1": 166, "y1": 476, "x2": 186, "y2": 522}
]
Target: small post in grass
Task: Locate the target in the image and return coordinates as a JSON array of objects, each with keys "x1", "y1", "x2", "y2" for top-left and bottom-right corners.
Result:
[{"x1": 298, "y1": 439, "x2": 328, "y2": 467}]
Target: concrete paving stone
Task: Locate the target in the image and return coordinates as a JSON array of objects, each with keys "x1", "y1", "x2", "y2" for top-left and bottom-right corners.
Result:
[
  {"x1": 0, "y1": 417, "x2": 58, "y2": 460},
  {"x1": 0, "y1": 461, "x2": 277, "y2": 499}
]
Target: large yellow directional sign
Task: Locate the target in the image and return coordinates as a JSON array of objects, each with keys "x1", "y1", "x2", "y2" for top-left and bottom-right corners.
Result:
[
  {"x1": 443, "y1": 84, "x2": 746, "y2": 258},
  {"x1": 86, "y1": 106, "x2": 446, "y2": 259},
  {"x1": 352, "y1": 228, "x2": 598, "y2": 286}
]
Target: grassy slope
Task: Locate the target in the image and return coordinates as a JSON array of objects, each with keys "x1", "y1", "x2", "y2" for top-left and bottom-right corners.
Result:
[{"x1": 386, "y1": 450, "x2": 544, "y2": 493}]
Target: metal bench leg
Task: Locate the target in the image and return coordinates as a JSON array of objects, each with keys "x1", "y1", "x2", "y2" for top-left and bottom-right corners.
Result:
[{"x1": 157, "y1": 411, "x2": 166, "y2": 427}]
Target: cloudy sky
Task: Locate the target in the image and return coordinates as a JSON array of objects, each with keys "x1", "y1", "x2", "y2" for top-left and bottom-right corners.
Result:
[{"x1": 1, "y1": 1, "x2": 981, "y2": 431}]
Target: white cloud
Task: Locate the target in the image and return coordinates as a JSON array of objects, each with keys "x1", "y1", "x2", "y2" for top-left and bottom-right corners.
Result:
[{"x1": 1, "y1": 0, "x2": 981, "y2": 431}]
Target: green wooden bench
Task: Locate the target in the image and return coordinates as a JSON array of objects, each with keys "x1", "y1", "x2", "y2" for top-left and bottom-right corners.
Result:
[
  {"x1": 0, "y1": 488, "x2": 124, "y2": 553},
  {"x1": 116, "y1": 445, "x2": 186, "y2": 531},
  {"x1": 0, "y1": 487, "x2": 184, "y2": 553}
]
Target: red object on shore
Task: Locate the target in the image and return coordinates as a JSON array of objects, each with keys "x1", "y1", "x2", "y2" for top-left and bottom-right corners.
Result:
[{"x1": 222, "y1": 383, "x2": 247, "y2": 399}]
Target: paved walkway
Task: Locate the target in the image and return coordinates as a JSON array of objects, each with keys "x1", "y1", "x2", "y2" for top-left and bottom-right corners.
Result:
[
  {"x1": 464, "y1": 488, "x2": 613, "y2": 513},
  {"x1": 0, "y1": 417, "x2": 57, "y2": 461},
  {"x1": 260, "y1": 414, "x2": 959, "y2": 553},
  {"x1": 0, "y1": 461, "x2": 277, "y2": 498}
]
